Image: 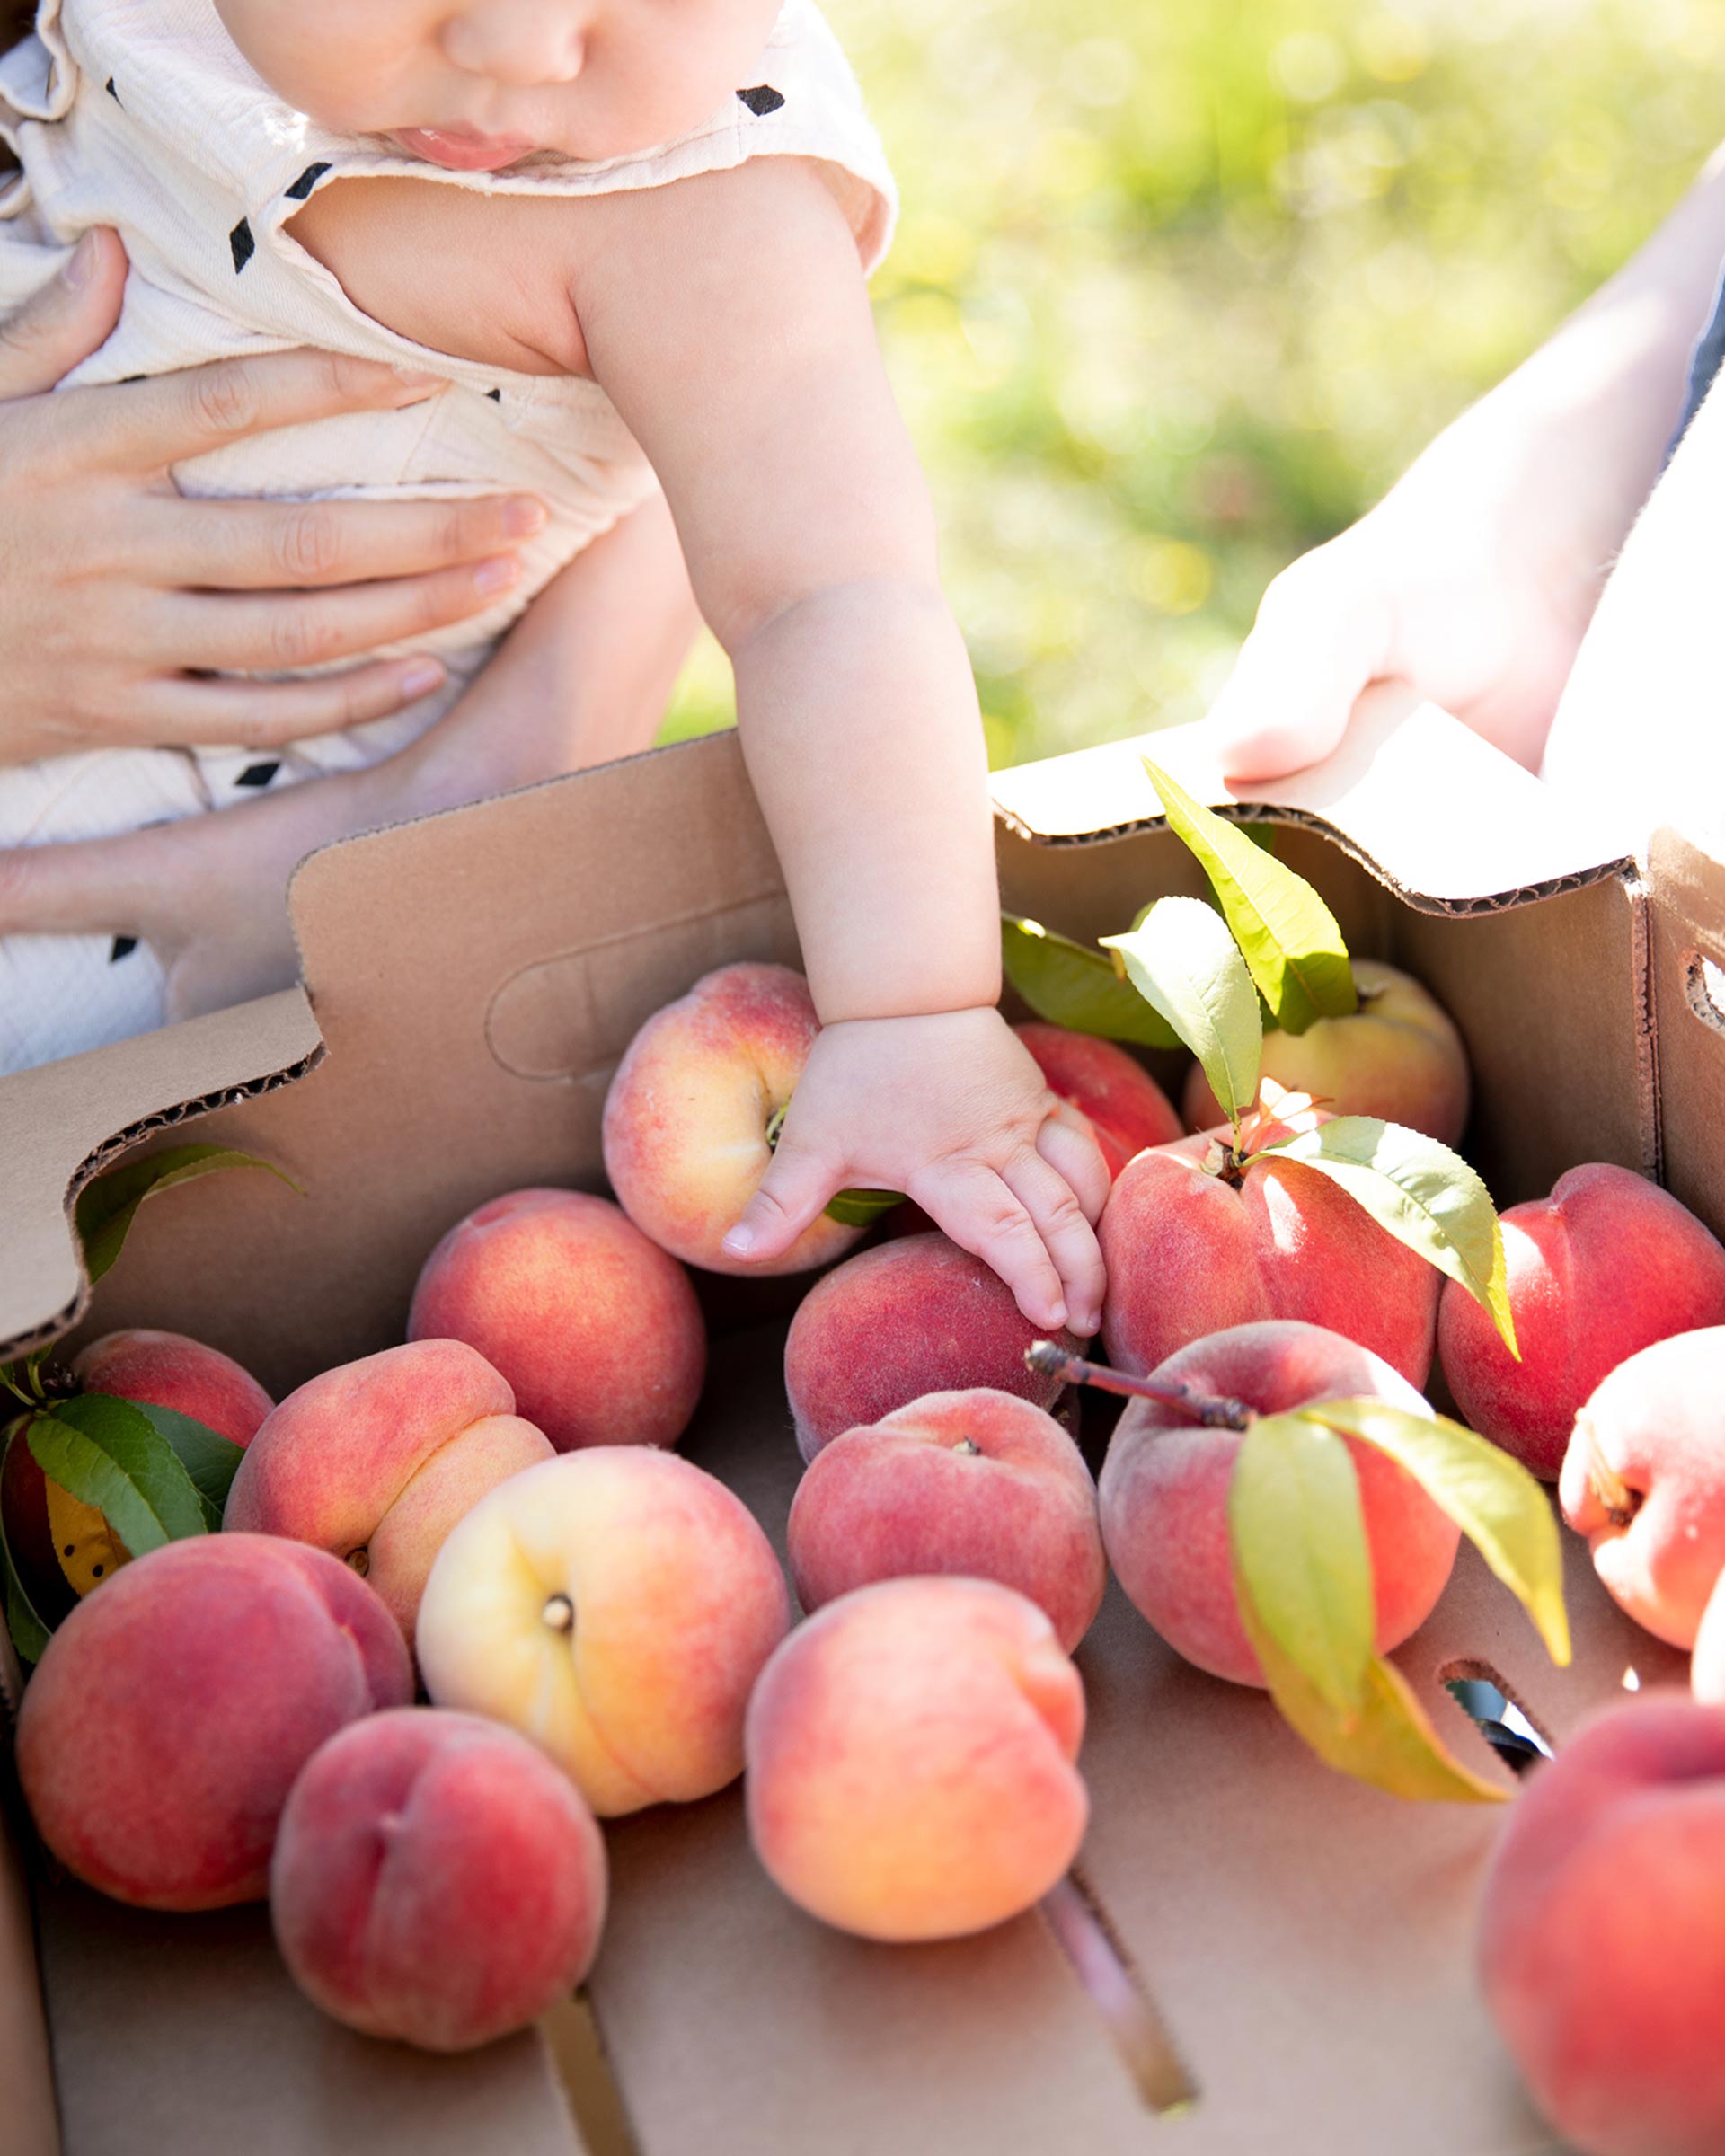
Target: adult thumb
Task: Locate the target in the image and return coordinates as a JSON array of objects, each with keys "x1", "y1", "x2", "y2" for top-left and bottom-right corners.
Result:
[
  {"x1": 0, "y1": 228, "x2": 128, "y2": 401},
  {"x1": 721, "y1": 1137, "x2": 836, "y2": 1266}
]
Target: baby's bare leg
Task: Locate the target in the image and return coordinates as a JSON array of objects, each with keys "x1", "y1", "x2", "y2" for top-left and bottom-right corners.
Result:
[{"x1": 1542, "y1": 376, "x2": 1725, "y2": 846}]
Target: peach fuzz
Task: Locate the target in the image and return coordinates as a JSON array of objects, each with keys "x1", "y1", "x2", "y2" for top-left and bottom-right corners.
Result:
[
  {"x1": 416, "y1": 1447, "x2": 791, "y2": 1816},
  {"x1": 786, "y1": 1389, "x2": 1106, "y2": 1652},
  {"x1": 1098, "y1": 1093, "x2": 1439, "y2": 1391},
  {"x1": 1098, "y1": 1321, "x2": 1459, "y2": 1686},
  {"x1": 601, "y1": 961, "x2": 864, "y2": 1277},
  {"x1": 1561, "y1": 1328, "x2": 1725, "y2": 1650},
  {"x1": 409, "y1": 1187, "x2": 705, "y2": 1453},
  {"x1": 271, "y1": 1710, "x2": 607, "y2": 2053},
  {"x1": 1181, "y1": 958, "x2": 1470, "y2": 1145},
  {"x1": 746, "y1": 1577, "x2": 1087, "y2": 1943},
  {"x1": 1441, "y1": 1163, "x2": 1725, "y2": 1482},
  {"x1": 16, "y1": 1534, "x2": 410, "y2": 1911},
  {"x1": 1478, "y1": 1692, "x2": 1725, "y2": 2156},
  {"x1": 224, "y1": 1339, "x2": 553, "y2": 1649},
  {"x1": 1013, "y1": 1021, "x2": 1182, "y2": 1180},
  {"x1": 784, "y1": 1233, "x2": 1082, "y2": 1465},
  {"x1": 73, "y1": 1329, "x2": 273, "y2": 1448}
]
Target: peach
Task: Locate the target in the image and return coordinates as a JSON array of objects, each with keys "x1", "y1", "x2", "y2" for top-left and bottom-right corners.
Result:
[
  {"x1": 745, "y1": 1577, "x2": 1088, "y2": 1942},
  {"x1": 1099, "y1": 1094, "x2": 1440, "y2": 1391},
  {"x1": 1441, "y1": 1164, "x2": 1725, "y2": 1482},
  {"x1": 783, "y1": 1233, "x2": 1083, "y2": 1465},
  {"x1": 786, "y1": 1390, "x2": 1106, "y2": 1651},
  {"x1": 1013, "y1": 1021, "x2": 1182, "y2": 1179},
  {"x1": 1693, "y1": 1572, "x2": 1725, "y2": 1705},
  {"x1": 1561, "y1": 1328, "x2": 1725, "y2": 1650},
  {"x1": 408, "y1": 1188, "x2": 705, "y2": 1453},
  {"x1": 271, "y1": 1709, "x2": 607, "y2": 2053},
  {"x1": 1099, "y1": 1320, "x2": 1459, "y2": 1686},
  {"x1": 416, "y1": 1447, "x2": 791, "y2": 1816},
  {"x1": 601, "y1": 962, "x2": 864, "y2": 1276},
  {"x1": 73, "y1": 1329, "x2": 273, "y2": 1448},
  {"x1": 1181, "y1": 959, "x2": 1470, "y2": 1145},
  {"x1": 224, "y1": 1339, "x2": 554, "y2": 1649},
  {"x1": 15, "y1": 1534, "x2": 411, "y2": 1910},
  {"x1": 1478, "y1": 1692, "x2": 1725, "y2": 2156}
]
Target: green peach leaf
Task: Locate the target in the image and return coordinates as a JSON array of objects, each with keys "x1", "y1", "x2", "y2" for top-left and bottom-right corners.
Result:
[
  {"x1": 27, "y1": 1396, "x2": 208, "y2": 1559},
  {"x1": 1228, "y1": 1410, "x2": 1374, "y2": 1724},
  {"x1": 75, "y1": 1145, "x2": 303, "y2": 1288},
  {"x1": 1002, "y1": 914, "x2": 1181, "y2": 1050},
  {"x1": 1296, "y1": 1398, "x2": 1570, "y2": 1666},
  {"x1": 1143, "y1": 758, "x2": 1357, "y2": 1035},
  {"x1": 825, "y1": 1188, "x2": 907, "y2": 1229},
  {"x1": 0, "y1": 1423, "x2": 53, "y2": 1664},
  {"x1": 1101, "y1": 897, "x2": 1261, "y2": 1132},
  {"x1": 129, "y1": 1403, "x2": 245, "y2": 1532},
  {"x1": 1242, "y1": 1600, "x2": 1508, "y2": 1804},
  {"x1": 1258, "y1": 1116, "x2": 1518, "y2": 1356}
]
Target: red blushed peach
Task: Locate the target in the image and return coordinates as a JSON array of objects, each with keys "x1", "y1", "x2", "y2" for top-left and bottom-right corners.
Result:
[
  {"x1": 1441, "y1": 1164, "x2": 1725, "y2": 1482},
  {"x1": 1695, "y1": 1575, "x2": 1725, "y2": 1706},
  {"x1": 1561, "y1": 1329, "x2": 1725, "y2": 1650},
  {"x1": 783, "y1": 1233, "x2": 1082, "y2": 1465},
  {"x1": 1182, "y1": 959, "x2": 1470, "y2": 1146},
  {"x1": 416, "y1": 1447, "x2": 791, "y2": 1817},
  {"x1": 73, "y1": 1330, "x2": 273, "y2": 1448},
  {"x1": 786, "y1": 1390, "x2": 1106, "y2": 1651},
  {"x1": 1013, "y1": 1022, "x2": 1182, "y2": 1180},
  {"x1": 1099, "y1": 1321, "x2": 1459, "y2": 1686},
  {"x1": 408, "y1": 1188, "x2": 705, "y2": 1453},
  {"x1": 1099, "y1": 1096, "x2": 1439, "y2": 1392},
  {"x1": 224, "y1": 1339, "x2": 554, "y2": 1649},
  {"x1": 271, "y1": 1710, "x2": 607, "y2": 2053},
  {"x1": 745, "y1": 1577, "x2": 1088, "y2": 1942},
  {"x1": 15, "y1": 1534, "x2": 411, "y2": 1911},
  {"x1": 601, "y1": 962, "x2": 864, "y2": 1277},
  {"x1": 1479, "y1": 1692, "x2": 1725, "y2": 2156}
]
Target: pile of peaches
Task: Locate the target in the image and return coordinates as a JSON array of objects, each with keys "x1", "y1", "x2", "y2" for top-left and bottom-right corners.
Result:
[{"x1": 7, "y1": 905, "x2": 1725, "y2": 2156}]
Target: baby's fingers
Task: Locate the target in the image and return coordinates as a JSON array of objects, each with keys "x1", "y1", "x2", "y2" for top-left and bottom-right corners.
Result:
[
  {"x1": 1037, "y1": 1103, "x2": 1112, "y2": 1227},
  {"x1": 999, "y1": 1144, "x2": 1105, "y2": 1339},
  {"x1": 723, "y1": 1131, "x2": 839, "y2": 1267},
  {"x1": 913, "y1": 1160, "x2": 1069, "y2": 1335}
]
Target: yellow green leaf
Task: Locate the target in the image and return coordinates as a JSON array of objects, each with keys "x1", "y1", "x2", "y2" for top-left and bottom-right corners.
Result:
[{"x1": 1102, "y1": 897, "x2": 1262, "y2": 1135}]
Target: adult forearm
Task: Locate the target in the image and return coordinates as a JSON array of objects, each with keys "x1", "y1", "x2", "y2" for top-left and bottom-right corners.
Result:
[{"x1": 731, "y1": 578, "x2": 1000, "y2": 1024}]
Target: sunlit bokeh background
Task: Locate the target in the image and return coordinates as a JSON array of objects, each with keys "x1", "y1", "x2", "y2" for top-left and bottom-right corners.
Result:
[{"x1": 661, "y1": 0, "x2": 1725, "y2": 768}]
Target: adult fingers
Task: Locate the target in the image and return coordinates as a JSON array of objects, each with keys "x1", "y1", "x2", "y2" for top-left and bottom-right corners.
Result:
[
  {"x1": 141, "y1": 489, "x2": 547, "y2": 592},
  {"x1": 722, "y1": 1133, "x2": 840, "y2": 1264},
  {"x1": 158, "y1": 553, "x2": 521, "y2": 674},
  {"x1": 1204, "y1": 545, "x2": 1393, "y2": 782},
  {"x1": 911, "y1": 1159, "x2": 1067, "y2": 1334},
  {"x1": 998, "y1": 1142, "x2": 1106, "y2": 1339},
  {"x1": 0, "y1": 824, "x2": 172, "y2": 941},
  {"x1": 128, "y1": 655, "x2": 450, "y2": 753},
  {"x1": 0, "y1": 230, "x2": 128, "y2": 401},
  {"x1": 55, "y1": 345, "x2": 450, "y2": 473}
]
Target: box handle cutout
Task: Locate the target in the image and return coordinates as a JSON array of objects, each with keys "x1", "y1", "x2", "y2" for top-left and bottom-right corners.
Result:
[
  {"x1": 1684, "y1": 949, "x2": 1725, "y2": 1038},
  {"x1": 1438, "y1": 1658, "x2": 1555, "y2": 1778},
  {"x1": 1039, "y1": 1869, "x2": 1197, "y2": 2118}
]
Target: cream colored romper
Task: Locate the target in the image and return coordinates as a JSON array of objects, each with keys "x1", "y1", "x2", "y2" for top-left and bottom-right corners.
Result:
[{"x1": 0, "y1": 0, "x2": 895, "y2": 1074}]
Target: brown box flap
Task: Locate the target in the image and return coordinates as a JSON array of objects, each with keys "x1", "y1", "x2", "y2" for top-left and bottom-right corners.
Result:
[{"x1": 1647, "y1": 822, "x2": 1725, "y2": 1230}]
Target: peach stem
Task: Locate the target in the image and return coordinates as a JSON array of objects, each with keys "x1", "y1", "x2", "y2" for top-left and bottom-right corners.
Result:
[{"x1": 1025, "y1": 1343, "x2": 1253, "y2": 1430}]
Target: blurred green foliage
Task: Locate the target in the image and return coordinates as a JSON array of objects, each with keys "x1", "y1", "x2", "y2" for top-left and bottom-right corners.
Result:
[{"x1": 661, "y1": 0, "x2": 1725, "y2": 767}]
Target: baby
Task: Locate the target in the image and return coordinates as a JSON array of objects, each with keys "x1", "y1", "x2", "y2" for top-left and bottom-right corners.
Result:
[{"x1": 0, "y1": 0, "x2": 1109, "y2": 1331}]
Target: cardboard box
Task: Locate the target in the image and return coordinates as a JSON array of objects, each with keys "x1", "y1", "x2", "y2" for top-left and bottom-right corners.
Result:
[{"x1": 0, "y1": 688, "x2": 1715, "y2": 2154}]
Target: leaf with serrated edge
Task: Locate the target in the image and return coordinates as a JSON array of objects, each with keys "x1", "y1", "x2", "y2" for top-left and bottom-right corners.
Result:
[
  {"x1": 1143, "y1": 758, "x2": 1357, "y2": 1035},
  {"x1": 129, "y1": 1402, "x2": 245, "y2": 1533},
  {"x1": 1002, "y1": 915, "x2": 1181, "y2": 1050},
  {"x1": 824, "y1": 1188, "x2": 907, "y2": 1230},
  {"x1": 28, "y1": 1398, "x2": 207, "y2": 1559},
  {"x1": 75, "y1": 1145, "x2": 302, "y2": 1287},
  {"x1": 0, "y1": 1422, "x2": 53, "y2": 1662},
  {"x1": 1102, "y1": 898, "x2": 1261, "y2": 1133},
  {"x1": 1239, "y1": 1590, "x2": 1508, "y2": 1804},
  {"x1": 1259, "y1": 1116, "x2": 1517, "y2": 1356},
  {"x1": 1296, "y1": 1398, "x2": 1570, "y2": 1665},
  {"x1": 1229, "y1": 1412, "x2": 1374, "y2": 1723}
]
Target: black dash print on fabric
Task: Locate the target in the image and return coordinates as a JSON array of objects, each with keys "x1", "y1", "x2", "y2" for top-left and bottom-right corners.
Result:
[
  {"x1": 104, "y1": 76, "x2": 120, "y2": 103},
  {"x1": 109, "y1": 937, "x2": 137, "y2": 963},
  {"x1": 487, "y1": 388, "x2": 502, "y2": 402},
  {"x1": 737, "y1": 85, "x2": 785, "y2": 116},
  {"x1": 234, "y1": 762, "x2": 280, "y2": 789},
  {"x1": 230, "y1": 217, "x2": 255, "y2": 273},
  {"x1": 285, "y1": 162, "x2": 332, "y2": 201},
  {"x1": 119, "y1": 374, "x2": 146, "y2": 384}
]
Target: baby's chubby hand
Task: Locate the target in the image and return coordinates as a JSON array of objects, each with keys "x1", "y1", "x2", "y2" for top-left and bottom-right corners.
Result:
[{"x1": 721, "y1": 1008, "x2": 1111, "y2": 1335}]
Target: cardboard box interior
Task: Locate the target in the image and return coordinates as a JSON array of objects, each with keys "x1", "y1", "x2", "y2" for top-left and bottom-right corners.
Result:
[{"x1": 0, "y1": 692, "x2": 1717, "y2": 2155}]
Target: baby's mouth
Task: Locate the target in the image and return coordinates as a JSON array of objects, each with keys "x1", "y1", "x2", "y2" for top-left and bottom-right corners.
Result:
[{"x1": 393, "y1": 126, "x2": 538, "y2": 173}]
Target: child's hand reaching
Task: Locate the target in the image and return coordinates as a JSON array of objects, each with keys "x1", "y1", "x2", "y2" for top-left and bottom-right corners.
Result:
[{"x1": 722, "y1": 1007, "x2": 1111, "y2": 1337}]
